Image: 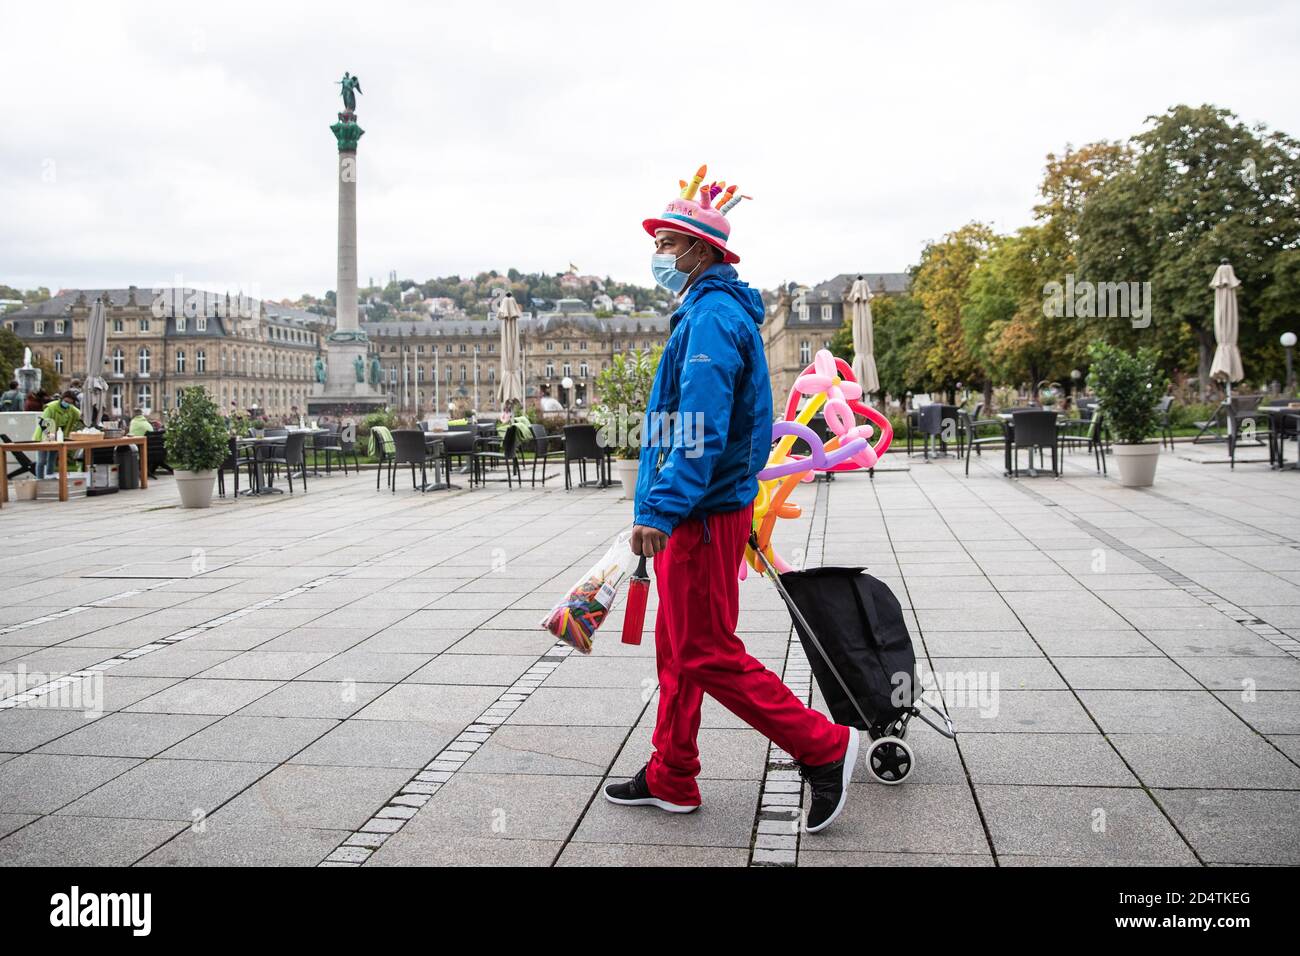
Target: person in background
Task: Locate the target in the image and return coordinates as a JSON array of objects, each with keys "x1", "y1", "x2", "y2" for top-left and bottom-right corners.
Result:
[
  {"x1": 25, "y1": 389, "x2": 48, "y2": 412},
  {"x1": 33, "y1": 390, "x2": 83, "y2": 478},
  {"x1": 0, "y1": 380, "x2": 23, "y2": 411},
  {"x1": 128, "y1": 408, "x2": 154, "y2": 437},
  {"x1": 285, "y1": 405, "x2": 303, "y2": 427}
]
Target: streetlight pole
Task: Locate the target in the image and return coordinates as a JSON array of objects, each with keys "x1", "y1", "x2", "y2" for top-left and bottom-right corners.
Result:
[{"x1": 1283, "y1": 332, "x2": 1297, "y2": 393}]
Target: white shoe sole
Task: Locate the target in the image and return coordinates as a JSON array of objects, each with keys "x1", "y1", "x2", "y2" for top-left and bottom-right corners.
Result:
[
  {"x1": 603, "y1": 790, "x2": 699, "y2": 814},
  {"x1": 804, "y1": 726, "x2": 860, "y2": 834}
]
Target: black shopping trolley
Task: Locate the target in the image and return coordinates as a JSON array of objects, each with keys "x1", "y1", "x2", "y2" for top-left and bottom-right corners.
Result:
[{"x1": 751, "y1": 533, "x2": 955, "y2": 785}]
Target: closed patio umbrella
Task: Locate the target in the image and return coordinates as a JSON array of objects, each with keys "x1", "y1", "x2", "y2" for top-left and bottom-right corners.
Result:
[
  {"x1": 82, "y1": 296, "x2": 108, "y2": 426},
  {"x1": 496, "y1": 293, "x2": 523, "y2": 408},
  {"x1": 848, "y1": 275, "x2": 880, "y2": 395},
  {"x1": 1210, "y1": 261, "x2": 1244, "y2": 397}
]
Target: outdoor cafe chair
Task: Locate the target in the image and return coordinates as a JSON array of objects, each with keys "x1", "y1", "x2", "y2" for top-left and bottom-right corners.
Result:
[
  {"x1": 563, "y1": 424, "x2": 608, "y2": 490},
  {"x1": 440, "y1": 428, "x2": 477, "y2": 477},
  {"x1": 1227, "y1": 395, "x2": 1268, "y2": 470},
  {"x1": 963, "y1": 413, "x2": 1008, "y2": 476},
  {"x1": 1010, "y1": 410, "x2": 1059, "y2": 478},
  {"x1": 369, "y1": 425, "x2": 396, "y2": 490},
  {"x1": 471, "y1": 425, "x2": 522, "y2": 488},
  {"x1": 528, "y1": 424, "x2": 565, "y2": 487},
  {"x1": 260, "y1": 432, "x2": 308, "y2": 494},
  {"x1": 918, "y1": 404, "x2": 962, "y2": 460},
  {"x1": 1058, "y1": 408, "x2": 1107, "y2": 475},
  {"x1": 216, "y1": 435, "x2": 240, "y2": 498},
  {"x1": 339, "y1": 422, "x2": 362, "y2": 473},
  {"x1": 390, "y1": 429, "x2": 442, "y2": 493},
  {"x1": 314, "y1": 424, "x2": 346, "y2": 475},
  {"x1": 1155, "y1": 396, "x2": 1175, "y2": 449},
  {"x1": 1, "y1": 433, "x2": 38, "y2": 483}
]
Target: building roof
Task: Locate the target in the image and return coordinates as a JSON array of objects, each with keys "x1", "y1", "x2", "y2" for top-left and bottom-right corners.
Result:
[
  {"x1": 6, "y1": 287, "x2": 322, "y2": 330},
  {"x1": 804, "y1": 273, "x2": 912, "y2": 303},
  {"x1": 362, "y1": 312, "x2": 669, "y2": 339}
]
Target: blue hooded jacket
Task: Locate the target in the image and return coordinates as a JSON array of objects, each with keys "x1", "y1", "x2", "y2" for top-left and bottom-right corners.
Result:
[{"x1": 633, "y1": 262, "x2": 772, "y2": 535}]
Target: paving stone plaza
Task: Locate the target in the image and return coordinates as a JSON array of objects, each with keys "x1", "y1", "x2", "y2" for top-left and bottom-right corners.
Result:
[{"x1": 1, "y1": 448, "x2": 1298, "y2": 868}]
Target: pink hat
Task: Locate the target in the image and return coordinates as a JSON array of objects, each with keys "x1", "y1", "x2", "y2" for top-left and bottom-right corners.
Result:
[{"x1": 642, "y1": 165, "x2": 748, "y2": 264}]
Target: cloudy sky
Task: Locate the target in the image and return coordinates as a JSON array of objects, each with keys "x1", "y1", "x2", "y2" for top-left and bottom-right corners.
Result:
[{"x1": 4, "y1": 0, "x2": 1298, "y2": 301}]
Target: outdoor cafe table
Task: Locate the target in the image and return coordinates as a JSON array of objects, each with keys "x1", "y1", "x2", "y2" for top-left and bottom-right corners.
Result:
[
  {"x1": 235, "y1": 436, "x2": 289, "y2": 496},
  {"x1": 0, "y1": 435, "x2": 147, "y2": 508},
  {"x1": 1253, "y1": 405, "x2": 1300, "y2": 470}
]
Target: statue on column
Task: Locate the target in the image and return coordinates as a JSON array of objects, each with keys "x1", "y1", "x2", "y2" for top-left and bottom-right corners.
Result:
[
  {"x1": 314, "y1": 356, "x2": 327, "y2": 384},
  {"x1": 353, "y1": 354, "x2": 365, "y2": 383},
  {"x1": 369, "y1": 355, "x2": 382, "y2": 386},
  {"x1": 338, "y1": 72, "x2": 363, "y2": 114}
]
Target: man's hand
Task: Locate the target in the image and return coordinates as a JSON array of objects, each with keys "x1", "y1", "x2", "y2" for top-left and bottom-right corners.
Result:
[{"x1": 631, "y1": 524, "x2": 670, "y2": 557}]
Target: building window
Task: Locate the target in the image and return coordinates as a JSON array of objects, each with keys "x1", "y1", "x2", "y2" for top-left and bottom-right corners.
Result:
[
  {"x1": 821, "y1": 304, "x2": 832, "y2": 322},
  {"x1": 139, "y1": 317, "x2": 150, "y2": 332},
  {"x1": 112, "y1": 317, "x2": 123, "y2": 333},
  {"x1": 459, "y1": 344, "x2": 466, "y2": 354},
  {"x1": 54, "y1": 351, "x2": 64, "y2": 373},
  {"x1": 55, "y1": 320, "x2": 65, "y2": 334},
  {"x1": 138, "y1": 384, "x2": 152, "y2": 409},
  {"x1": 138, "y1": 347, "x2": 151, "y2": 374},
  {"x1": 459, "y1": 365, "x2": 467, "y2": 383},
  {"x1": 176, "y1": 316, "x2": 186, "y2": 332},
  {"x1": 545, "y1": 342, "x2": 554, "y2": 352},
  {"x1": 797, "y1": 304, "x2": 809, "y2": 322},
  {"x1": 580, "y1": 341, "x2": 588, "y2": 351},
  {"x1": 579, "y1": 362, "x2": 588, "y2": 379},
  {"x1": 545, "y1": 362, "x2": 554, "y2": 379},
  {"x1": 799, "y1": 340, "x2": 811, "y2": 365},
  {"x1": 34, "y1": 321, "x2": 45, "y2": 334},
  {"x1": 562, "y1": 363, "x2": 571, "y2": 378},
  {"x1": 176, "y1": 350, "x2": 186, "y2": 373},
  {"x1": 110, "y1": 384, "x2": 122, "y2": 414},
  {"x1": 113, "y1": 348, "x2": 124, "y2": 376},
  {"x1": 196, "y1": 316, "x2": 207, "y2": 332},
  {"x1": 196, "y1": 350, "x2": 206, "y2": 373}
]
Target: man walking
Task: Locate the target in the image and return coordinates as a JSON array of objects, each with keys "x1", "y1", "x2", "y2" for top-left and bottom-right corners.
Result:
[{"x1": 603, "y1": 169, "x2": 859, "y2": 834}]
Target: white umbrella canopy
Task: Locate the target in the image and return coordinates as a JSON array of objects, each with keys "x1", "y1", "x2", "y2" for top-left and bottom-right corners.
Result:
[
  {"x1": 82, "y1": 296, "x2": 108, "y2": 426},
  {"x1": 1210, "y1": 261, "x2": 1244, "y2": 393},
  {"x1": 496, "y1": 293, "x2": 524, "y2": 408},
  {"x1": 847, "y1": 276, "x2": 880, "y2": 395}
]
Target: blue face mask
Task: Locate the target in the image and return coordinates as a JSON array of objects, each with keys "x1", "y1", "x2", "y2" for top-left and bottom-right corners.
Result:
[
  {"x1": 650, "y1": 241, "x2": 701, "y2": 294},
  {"x1": 60, "y1": 401, "x2": 70, "y2": 409}
]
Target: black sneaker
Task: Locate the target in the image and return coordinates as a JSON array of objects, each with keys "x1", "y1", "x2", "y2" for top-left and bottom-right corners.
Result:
[
  {"x1": 603, "y1": 765, "x2": 699, "y2": 814},
  {"x1": 798, "y1": 727, "x2": 860, "y2": 834}
]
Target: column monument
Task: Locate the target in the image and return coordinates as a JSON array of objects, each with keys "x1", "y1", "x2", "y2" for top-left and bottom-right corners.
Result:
[{"x1": 309, "y1": 71, "x2": 387, "y2": 416}]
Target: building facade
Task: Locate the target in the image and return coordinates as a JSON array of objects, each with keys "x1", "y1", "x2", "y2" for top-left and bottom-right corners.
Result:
[
  {"x1": 363, "y1": 312, "x2": 672, "y2": 417},
  {"x1": 761, "y1": 272, "x2": 911, "y2": 401},
  {"x1": 3, "y1": 288, "x2": 321, "y2": 419}
]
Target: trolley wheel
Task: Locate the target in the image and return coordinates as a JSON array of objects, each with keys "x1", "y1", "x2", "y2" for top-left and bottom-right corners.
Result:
[{"x1": 866, "y1": 736, "x2": 914, "y2": 785}]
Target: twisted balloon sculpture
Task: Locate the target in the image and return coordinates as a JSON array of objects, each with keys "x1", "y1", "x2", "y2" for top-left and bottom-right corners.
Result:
[{"x1": 743, "y1": 349, "x2": 893, "y2": 577}]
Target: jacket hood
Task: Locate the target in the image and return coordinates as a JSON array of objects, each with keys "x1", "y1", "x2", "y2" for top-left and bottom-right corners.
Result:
[{"x1": 679, "y1": 263, "x2": 765, "y2": 327}]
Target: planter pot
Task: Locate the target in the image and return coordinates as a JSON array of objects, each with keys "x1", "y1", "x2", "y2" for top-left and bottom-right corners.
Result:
[
  {"x1": 614, "y1": 458, "x2": 639, "y2": 499},
  {"x1": 173, "y1": 469, "x2": 216, "y2": 508},
  {"x1": 1112, "y1": 442, "x2": 1160, "y2": 488}
]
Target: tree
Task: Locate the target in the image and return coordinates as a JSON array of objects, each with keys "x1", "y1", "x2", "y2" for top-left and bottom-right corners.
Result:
[
  {"x1": 870, "y1": 293, "x2": 931, "y2": 399},
  {"x1": 1078, "y1": 104, "x2": 1300, "y2": 395},
  {"x1": 912, "y1": 222, "x2": 997, "y2": 398},
  {"x1": 962, "y1": 226, "x2": 1089, "y2": 392}
]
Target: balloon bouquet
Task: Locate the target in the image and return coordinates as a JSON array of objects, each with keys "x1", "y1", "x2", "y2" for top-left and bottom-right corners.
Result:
[{"x1": 743, "y1": 348, "x2": 893, "y2": 578}]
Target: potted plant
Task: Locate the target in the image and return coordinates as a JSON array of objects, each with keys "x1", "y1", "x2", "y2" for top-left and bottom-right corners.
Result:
[
  {"x1": 1087, "y1": 343, "x2": 1169, "y2": 488},
  {"x1": 593, "y1": 348, "x2": 661, "y2": 499},
  {"x1": 165, "y1": 387, "x2": 230, "y2": 508}
]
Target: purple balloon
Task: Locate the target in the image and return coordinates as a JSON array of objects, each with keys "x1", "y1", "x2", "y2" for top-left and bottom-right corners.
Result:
[{"x1": 758, "y1": 421, "x2": 869, "y2": 481}]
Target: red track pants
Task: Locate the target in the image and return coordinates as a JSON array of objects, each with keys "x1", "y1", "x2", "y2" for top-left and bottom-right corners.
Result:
[{"x1": 645, "y1": 504, "x2": 850, "y2": 806}]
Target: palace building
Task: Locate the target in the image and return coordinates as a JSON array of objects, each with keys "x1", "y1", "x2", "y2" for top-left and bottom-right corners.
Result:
[{"x1": 4, "y1": 287, "x2": 322, "y2": 418}]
